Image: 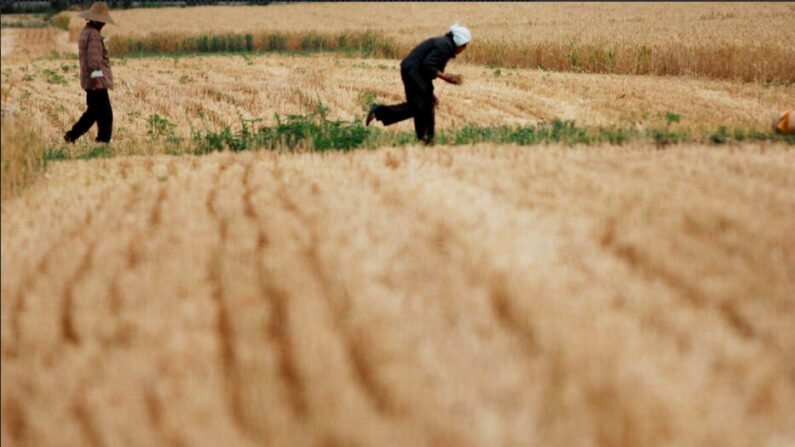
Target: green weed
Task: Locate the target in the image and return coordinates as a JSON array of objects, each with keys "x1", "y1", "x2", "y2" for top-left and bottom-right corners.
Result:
[
  {"x1": 357, "y1": 91, "x2": 378, "y2": 112},
  {"x1": 187, "y1": 106, "x2": 792, "y2": 155},
  {"x1": 43, "y1": 148, "x2": 69, "y2": 163},
  {"x1": 193, "y1": 104, "x2": 369, "y2": 154},
  {"x1": 147, "y1": 113, "x2": 184, "y2": 147},
  {"x1": 77, "y1": 145, "x2": 113, "y2": 160},
  {"x1": 42, "y1": 69, "x2": 68, "y2": 85},
  {"x1": 665, "y1": 112, "x2": 682, "y2": 124},
  {"x1": 147, "y1": 114, "x2": 175, "y2": 140}
]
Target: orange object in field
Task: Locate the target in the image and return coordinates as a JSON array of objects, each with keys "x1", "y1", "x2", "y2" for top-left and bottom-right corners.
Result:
[{"x1": 773, "y1": 110, "x2": 794, "y2": 134}]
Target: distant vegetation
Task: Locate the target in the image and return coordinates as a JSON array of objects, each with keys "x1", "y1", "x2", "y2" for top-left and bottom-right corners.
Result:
[
  {"x1": 1, "y1": 2, "x2": 272, "y2": 14},
  {"x1": 70, "y1": 3, "x2": 795, "y2": 83},
  {"x1": 108, "y1": 31, "x2": 400, "y2": 59},
  {"x1": 101, "y1": 31, "x2": 795, "y2": 83}
]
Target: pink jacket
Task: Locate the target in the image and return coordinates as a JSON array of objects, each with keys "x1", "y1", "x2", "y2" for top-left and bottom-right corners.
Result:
[{"x1": 78, "y1": 25, "x2": 113, "y2": 90}]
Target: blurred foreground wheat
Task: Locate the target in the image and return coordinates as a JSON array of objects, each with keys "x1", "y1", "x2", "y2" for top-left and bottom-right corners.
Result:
[{"x1": 2, "y1": 144, "x2": 794, "y2": 446}]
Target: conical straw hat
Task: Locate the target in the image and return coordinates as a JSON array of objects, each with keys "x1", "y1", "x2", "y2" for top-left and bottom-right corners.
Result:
[{"x1": 78, "y1": 2, "x2": 117, "y2": 26}]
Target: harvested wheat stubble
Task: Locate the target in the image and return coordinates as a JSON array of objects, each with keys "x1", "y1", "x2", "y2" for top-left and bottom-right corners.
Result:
[
  {"x1": 2, "y1": 52, "x2": 793, "y2": 156},
  {"x1": 2, "y1": 143, "x2": 794, "y2": 446}
]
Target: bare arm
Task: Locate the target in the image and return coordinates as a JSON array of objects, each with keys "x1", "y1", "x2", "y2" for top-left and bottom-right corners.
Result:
[{"x1": 437, "y1": 71, "x2": 462, "y2": 85}]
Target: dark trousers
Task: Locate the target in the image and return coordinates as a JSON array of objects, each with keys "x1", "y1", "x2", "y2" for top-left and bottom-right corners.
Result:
[
  {"x1": 66, "y1": 89, "x2": 113, "y2": 143},
  {"x1": 374, "y1": 70, "x2": 435, "y2": 144}
]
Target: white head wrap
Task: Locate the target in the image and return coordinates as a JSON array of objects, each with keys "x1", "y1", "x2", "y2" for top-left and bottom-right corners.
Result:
[{"x1": 449, "y1": 22, "x2": 471, "y2": 47}]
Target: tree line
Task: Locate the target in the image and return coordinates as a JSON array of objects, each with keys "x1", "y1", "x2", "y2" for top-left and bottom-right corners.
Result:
[{"x1": 1, "y1": 1, "x2": 274, "y2": 14}]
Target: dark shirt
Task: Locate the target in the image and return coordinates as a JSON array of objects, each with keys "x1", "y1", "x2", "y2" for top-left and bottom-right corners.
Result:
[{"x1": 400, "y1": 35, "x2": 456, "y2": 92}]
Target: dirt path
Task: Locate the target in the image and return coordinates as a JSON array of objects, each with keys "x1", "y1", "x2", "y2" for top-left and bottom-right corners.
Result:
[{"x1": 2, "y1": 144, "x2": 794, "y2": 446}]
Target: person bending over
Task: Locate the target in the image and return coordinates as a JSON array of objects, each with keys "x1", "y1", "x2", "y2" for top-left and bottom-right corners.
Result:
[{"x1": 366, "y1": 23, "x2": 471, "y2": 145}]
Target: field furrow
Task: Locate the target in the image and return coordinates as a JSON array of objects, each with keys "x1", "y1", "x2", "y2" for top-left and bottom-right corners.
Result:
[{"x1": 5, "y1": 144, "x2": 792, "y2": 445}]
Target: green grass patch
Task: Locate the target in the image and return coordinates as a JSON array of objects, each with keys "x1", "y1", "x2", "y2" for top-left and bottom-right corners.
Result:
[
  {"x1": 42, "y1": 68, "x2": 68, "y2": 85},
  {"x1": 43, "y1": 147, "x2": 69, "y2": 163},
  {"x1": 186, "y1": 105, "x2": 792, "y2": 155},
  {"x1": 109, "y1": 31, "x2": 401, "y2": 59},
  {"x1": 1, "y1": 21, "x2": 48, "y2": 29},
  {"x1": 40, "y1": 106, "x2": 794, "y2": 164},
  {"x1": 45, "y1": 144, "x2": 114, "y2": 162},
  {"x1": 77, "y1": 145, "x2": 114, "y2": 160},
  {"x1": 192, "y1": 105, "x2": 371, "y2": 154}
]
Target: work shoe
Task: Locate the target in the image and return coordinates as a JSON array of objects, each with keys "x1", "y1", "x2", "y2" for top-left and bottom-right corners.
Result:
[{"x1": 365, "y1": 103, "x2": 378, "y2": 126}]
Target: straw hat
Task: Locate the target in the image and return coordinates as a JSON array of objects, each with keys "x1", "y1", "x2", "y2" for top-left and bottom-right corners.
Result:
[{"x1": 78, "y1": 2, "x2": 117, "y2": 26}]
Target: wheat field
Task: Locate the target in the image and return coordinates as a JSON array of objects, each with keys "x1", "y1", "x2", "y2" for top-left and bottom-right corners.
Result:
[
  {"x1": 2, "y1": 52, "x2": 793, "y2": 155},
  {"x1": 2, "y1": 3, "x2": 795, "y2": 446},
  {"x1": 3, "y1": 144, "x2": 795, "y2": 446},
  {"x1": 64, "y1": 2, "x2": 795, "y2": 81}
]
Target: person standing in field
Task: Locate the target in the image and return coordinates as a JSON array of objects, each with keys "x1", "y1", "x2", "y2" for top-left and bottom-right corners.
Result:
[
  {"x1": 366, "y1": 23, "x2": 471, "y2": 145},
  {"x1": 64, "y1": 2, "x2": 116, "y2": 144}
]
